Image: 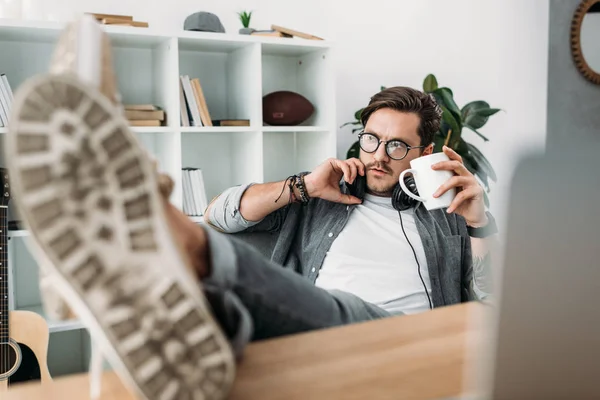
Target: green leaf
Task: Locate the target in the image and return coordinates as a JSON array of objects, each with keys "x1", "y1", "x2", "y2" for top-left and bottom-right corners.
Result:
[
  {"x1": 237, "y1": 11, "x2": 252, "y2": 27},
  {"x1": 462, "y1": 152, "x2": 490, "y2": 192},
  {"x1": 354, "y1": 108, "x2": 364, "y2": 121},
  {"x1": 465, "y1": 142, "x2": 497, "y2": 181},
  {"x1": 456, "y1": 140, "x2": 491, "y2": 189},
  {"x1": 462, "y1": 101, "x2": 501, "y2": 129},
  {"x1": 461, "y1": 101, "x2": 488, "y2": 119},
  {"x1": 340, "y1": 121, "x2": 362, "y2": 128},
  {"x1": 423, "y1": 74, "x2": 438, "y2": 93},
  {"x1": 477, "y1": 108, "x2": 501, "y2": 117},
  {"x1": 432, "y1": 133, "x2": 446, "y2": 153},
  {"x1": 433, "y1": 88, "x2": 462, "y2": 129},
  {"x1": 440, "y1": 105, "x2": 461, "y2": 148},
  {"x1": 380, "y1": 86, "x2": 386, "y2": 91},
  {"x1": 464, "y1": 124, "x2": 489, "y2": 142},
  {"x1": 346, "y1": 140, "x2": 360, "y2": 159}
]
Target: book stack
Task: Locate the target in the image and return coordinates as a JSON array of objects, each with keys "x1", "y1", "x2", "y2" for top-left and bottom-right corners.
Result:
[
  {"x1": 124, "y1": 105, "x2": 166, "y2": 127},
  {"x1": 0, "y1": 73, "x2": 14, "y2": 127},
  {"x1": 179, "y1": 75, "x2": 213, "y2": 127},
  {"x1": 251, "y1": 25, "x2": 324, "y2": 40},
  {"x1": 182, "y1": 168, "x2": 208, "y2": 217},
  {"x1": 87, "y1": 13, "x2": 149, "y2": 28}
]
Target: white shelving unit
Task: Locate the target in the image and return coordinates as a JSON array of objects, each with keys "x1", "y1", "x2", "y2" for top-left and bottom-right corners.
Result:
[{"x1": 0, "y1": 18, "x2": 336, "y2": 377}]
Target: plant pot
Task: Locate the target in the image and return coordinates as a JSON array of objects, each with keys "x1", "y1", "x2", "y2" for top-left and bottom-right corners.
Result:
[{"x1": 239, "y1": 28, "x2": 254, "y2": 35}]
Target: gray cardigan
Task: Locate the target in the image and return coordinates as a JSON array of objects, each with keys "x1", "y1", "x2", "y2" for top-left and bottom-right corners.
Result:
[{"x1": 206, "y1": 181, "x2": 490, "y2": 308}]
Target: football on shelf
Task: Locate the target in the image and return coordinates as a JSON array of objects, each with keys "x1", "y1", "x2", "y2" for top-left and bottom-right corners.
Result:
[{"x1": 262, "y1": 91, "x2": 314, "y2": 126}]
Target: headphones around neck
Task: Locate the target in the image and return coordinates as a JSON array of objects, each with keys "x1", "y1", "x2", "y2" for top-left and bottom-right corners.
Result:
[{"x1": 346, "y1": 174, "x2": 420, "y2": 211}]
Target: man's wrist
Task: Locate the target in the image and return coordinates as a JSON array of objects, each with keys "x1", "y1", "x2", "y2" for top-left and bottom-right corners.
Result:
[
  {"x1": 467, "y1": 211, "x2": 498, "y2": 238},
  {"x1": 287, "y1": 173, "x2": 311, "y2": 204},
  {"x1": 303, "y1": 173, "x2": 317, "y2": 198},
  {"x1": 466, "y1": 214, "x2": 489, "y2": 228}
]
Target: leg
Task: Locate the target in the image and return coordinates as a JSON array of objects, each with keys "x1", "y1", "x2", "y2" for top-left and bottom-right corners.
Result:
[
  {"x1": 206, "y1": 228, "x2": 392, "y2": 341},
  {"x1": 162, "y1": 200, "x2": 391, "y2": 343},
  {"x1": 7, "y1": 73, "x2": 235, "y2": 400}
]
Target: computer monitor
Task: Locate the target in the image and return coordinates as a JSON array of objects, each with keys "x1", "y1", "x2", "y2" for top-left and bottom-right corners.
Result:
[{"x1": 463, "y1": 147, "x2": 600, "y2": 399}]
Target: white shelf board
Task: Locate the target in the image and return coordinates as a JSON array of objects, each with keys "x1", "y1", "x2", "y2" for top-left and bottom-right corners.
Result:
[
  {"x1": 0, "y1": 18, "x2": 332, "y2": 53},
  {"x1": 130, "y1": 127, "x2": 173, "y2": 134},
  {"x1": 262, "y1": 126, "x2": 328, "y2": 132},
  {"x1": 261, "y1": 39, "x2": 330, "y2": 56},
  {"x1": 178, "y1": 29, "x2": 330, "y2": 53},
  {"x1": 0, "y1": 18, "x2": 62, "y2": 43},
  {"x1": 8, "y1": 229, "x2": 29, "y2": 237},
  {"x1": 0, "y1": 18, "x2": 169, "y2": 48},
  {"x1": 0, "y1": 127, "x2": 172, "y2": 134},
  {"x1": 178, "y1": 33, "x2": 253, "y2": 53},
  {"x1": 19, "y1": 304, "x2": 85, "y2": 333},
  {"x1": 180, "y1": 126, "x2": 257, "y2": 133}
]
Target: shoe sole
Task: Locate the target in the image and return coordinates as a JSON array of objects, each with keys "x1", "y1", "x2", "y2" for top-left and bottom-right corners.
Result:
[{"x1": 6, "y1": 74, "x2": 235, "y2": 400}]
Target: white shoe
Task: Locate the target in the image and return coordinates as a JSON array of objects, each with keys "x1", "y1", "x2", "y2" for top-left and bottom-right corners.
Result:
[
  {"x1": 6, "y1": 18, "x2": 235, "y2": 400},
  {"x1": 38, "y1": 14, "x2": 170, "y2": 323},
  {"x1": 49, "y1": 14, "x2": 122, "y2": 107},
  {"x1": 39, "y1": 14, "x2": 120, "y2": 324}
]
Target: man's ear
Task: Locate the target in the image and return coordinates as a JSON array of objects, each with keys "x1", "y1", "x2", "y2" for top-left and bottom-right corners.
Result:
[{"x1": 422, "y1": 143, "x2": 434, "y2": 156}]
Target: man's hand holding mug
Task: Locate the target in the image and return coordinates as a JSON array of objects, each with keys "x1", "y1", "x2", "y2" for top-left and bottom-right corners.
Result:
[{"x1": 399, "y1": 146, "x2": 487, "y2": 227}]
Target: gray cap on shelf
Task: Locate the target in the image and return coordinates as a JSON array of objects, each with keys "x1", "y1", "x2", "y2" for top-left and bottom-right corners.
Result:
[{"x1": 183, "y1": 12, "x2": 225, "y2": 33}]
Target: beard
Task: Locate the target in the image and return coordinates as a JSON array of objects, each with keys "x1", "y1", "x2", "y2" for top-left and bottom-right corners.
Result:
[
  {"x1": 364, "y1": 161, "x2": 397, "y2": 196},
  {"x1": 367, "y1": 180, "x2": 396, "y2": 196}
]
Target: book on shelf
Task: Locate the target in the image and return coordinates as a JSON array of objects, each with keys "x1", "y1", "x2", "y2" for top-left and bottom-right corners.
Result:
[
  {"x1": 125, "y1": 104, "x2": 159, "y2": 111},
  {"x1": 0, "y1": 73, "x2": 14, "y2": 128},
  {"x1": 251, "y1": 30, "x2": 292, "y2": 38},
  {"x1": 271, "y1": 25, "x2": 324, "y2": 40},
  {"x1": 129, "y1": 120, "x2": 162, "y2": 127},
  {"x1": 211, "y1": 119, "x2": 250, "y2": 127},
  {"x1": 178, "y1": 81, "x2": 190, "y2": 127},
  {"x1": 182, "y1": 168, "x2": 208, "y2": 217},
  {"x1": 125, "y1": 109, "x2": 165, "y2": 121},
  {"x1": 179, "y1": 75, "x2": 213, "y2": 127},
  {"x1": 124, "y1": 104, "x2": 165, "y2": 127},
  {"x1": 86, "y1": 13, "x2": 149, "y2": 28}
]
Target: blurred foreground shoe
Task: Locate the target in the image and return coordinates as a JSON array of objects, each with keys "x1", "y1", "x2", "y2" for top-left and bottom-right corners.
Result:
[{"x1": 6, "y1": 14, "x2": 235, "y2": 400}]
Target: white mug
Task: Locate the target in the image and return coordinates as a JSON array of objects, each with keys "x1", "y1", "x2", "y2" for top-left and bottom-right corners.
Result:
[{"x1": 399, "y1": 152, "x2": 456, "y2": 211}]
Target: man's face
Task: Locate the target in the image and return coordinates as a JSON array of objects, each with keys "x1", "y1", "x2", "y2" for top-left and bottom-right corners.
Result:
[{"x1": 359, "y1": 108, "x2": 433, "y2": 197}]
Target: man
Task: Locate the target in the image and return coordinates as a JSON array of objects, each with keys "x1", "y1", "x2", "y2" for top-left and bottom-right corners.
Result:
[
  {"x1": 203, "y1": 86, "x2": 496, "y2": 330},
  {"x1": 8, "y1": 16, "x2": 496, "y2": 400}
]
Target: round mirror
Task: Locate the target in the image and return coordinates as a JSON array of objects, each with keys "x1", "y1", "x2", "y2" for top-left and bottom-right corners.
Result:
[
  {"x1": 571, "y1": 0, "x2": 600, "y2": 85},
  {"x1": 572, "y1": 0, "x2": 600, "y2": 84}
]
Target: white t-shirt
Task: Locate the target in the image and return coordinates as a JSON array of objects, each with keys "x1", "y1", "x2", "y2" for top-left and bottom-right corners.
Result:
[{"x1": 314, "y1": 193, "x2": 432, "y2": 315}]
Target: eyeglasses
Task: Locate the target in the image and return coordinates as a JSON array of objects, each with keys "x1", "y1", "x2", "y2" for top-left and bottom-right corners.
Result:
[{"x1": 358, "y1": 132, "x2": 426, "y2": 160}]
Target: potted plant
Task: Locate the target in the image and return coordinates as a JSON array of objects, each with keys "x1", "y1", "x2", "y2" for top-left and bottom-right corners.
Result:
[
  {"x1": 238, "y1": 10, "x2": 254, "y2": 34},
  {"x1": 341, "y1": 74, "x2": 501, "y2": 206}
]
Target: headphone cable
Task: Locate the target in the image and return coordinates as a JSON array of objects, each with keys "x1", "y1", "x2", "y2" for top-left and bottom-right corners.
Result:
[{"x1": 399, "y1": 210, "x2": 433, "y2": 310}]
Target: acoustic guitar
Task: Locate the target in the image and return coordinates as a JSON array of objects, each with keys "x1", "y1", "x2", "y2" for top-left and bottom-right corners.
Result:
[{"x1": 0, "y1": 168, "x2": 52, "y2": 392}]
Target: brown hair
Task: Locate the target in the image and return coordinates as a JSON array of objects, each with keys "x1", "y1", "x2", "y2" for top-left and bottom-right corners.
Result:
[{"x1": 360, "y1": 86, "x2": 442, "y2": 147}]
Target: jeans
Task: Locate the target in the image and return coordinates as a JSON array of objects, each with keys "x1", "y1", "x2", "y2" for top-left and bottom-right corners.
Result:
[{"x1": 200, "y1": 227, "x2": 392, "y2": 358}]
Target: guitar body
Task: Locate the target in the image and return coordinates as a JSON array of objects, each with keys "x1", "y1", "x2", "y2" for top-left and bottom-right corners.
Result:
[
  {"x1": 0, "y1": 311, "x2": 52, "y2": 392},
  {"x1": 0, "y1": 169, "x2": 52, "y2": 392}
]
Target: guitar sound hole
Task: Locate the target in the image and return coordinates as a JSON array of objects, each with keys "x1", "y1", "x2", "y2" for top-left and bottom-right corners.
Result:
[
  {"x1": 9, "y1": 342, "x2": 41, "y2": 384},
  {"x1": 0, "y1": 342, "x2": 18, "y2": 375}
]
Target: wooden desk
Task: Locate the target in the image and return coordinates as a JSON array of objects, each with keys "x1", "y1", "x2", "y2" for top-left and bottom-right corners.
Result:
[{"x1": 6, "y1": 303, "x2": 483, "y2": 400}]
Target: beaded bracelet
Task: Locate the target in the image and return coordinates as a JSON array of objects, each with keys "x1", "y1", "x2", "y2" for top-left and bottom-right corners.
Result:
[
  {"x1": 294, "y1": 174, "x2": 310, "y2": 203},
  {"x1": 274, "y1": 173, "x2": 311, "y2": 205}
]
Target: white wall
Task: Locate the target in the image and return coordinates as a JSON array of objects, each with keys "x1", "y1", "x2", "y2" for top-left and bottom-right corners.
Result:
[
  {"x1": 15, "y1": 0, "x2": 549, "y2": 229},
  {"x1": 329, "y1": 0, "x2": 549, "y2": 231}
]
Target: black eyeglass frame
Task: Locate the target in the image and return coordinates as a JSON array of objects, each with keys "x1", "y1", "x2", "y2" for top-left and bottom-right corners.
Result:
[{"x1": 357, "y1": 131, "x2": 427, "y2": 160}]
